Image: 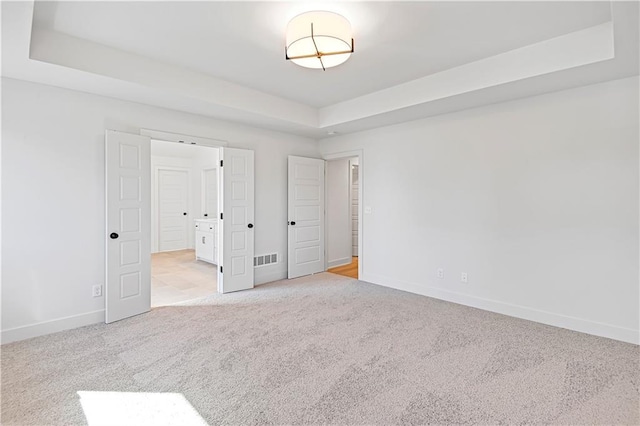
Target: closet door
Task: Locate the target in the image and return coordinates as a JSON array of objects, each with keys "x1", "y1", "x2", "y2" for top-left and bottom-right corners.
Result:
[{"x1": 287, "y1": 156, "x2": 325, "y2": 279}]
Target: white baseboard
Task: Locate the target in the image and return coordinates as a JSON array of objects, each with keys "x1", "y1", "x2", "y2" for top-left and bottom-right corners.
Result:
[
  {"x1": 327, "y1": 257, "x2": 352, "y2": 269},
  {"x1": 1, "y1": 310, "x2": 105, "y2": 344},
  {"x1": 6, "y1": 275, "x2": 635, "y2": 346},
  {"x1": 360, "y1": 272, "x2": 639, "y2": 345},
  {"x1": 255, "y1": 267, "x2": 287, "y2": 286}
]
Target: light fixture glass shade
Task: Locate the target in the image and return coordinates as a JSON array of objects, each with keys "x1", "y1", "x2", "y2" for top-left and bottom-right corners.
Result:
[{"x1": 286, "y1": 11, "x2": 353, "y2": 70}]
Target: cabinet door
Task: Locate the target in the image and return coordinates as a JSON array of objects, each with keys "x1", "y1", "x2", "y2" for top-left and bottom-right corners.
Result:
[
  {"x1": 195, "y1": 230, "x2": 206, "y2": 259},
  {"x1": 196, "y1": 231, "x2": 215, "y2": 262},
  {"x1": 202, "y1": 232, "x2": 214, "y2": 262}
]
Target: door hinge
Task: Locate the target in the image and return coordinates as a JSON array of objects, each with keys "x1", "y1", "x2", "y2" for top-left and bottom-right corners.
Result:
[
  {"x1": 220, "y1": 212, "x2": 223, "y2": 220},
  {"x1": 220, "y1": 160, "x2": 223, "y2": 167},
  {"x1": 220, "y1": 266, "x2": 223, "y2": 273}
]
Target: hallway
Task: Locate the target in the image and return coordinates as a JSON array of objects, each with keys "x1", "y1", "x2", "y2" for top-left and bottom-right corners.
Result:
[{"x1": 327, "y1": 257, "x2": 358, "y2": 279}]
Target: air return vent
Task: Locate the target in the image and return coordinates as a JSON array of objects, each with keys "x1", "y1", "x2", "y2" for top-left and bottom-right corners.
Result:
[{"x1": 254, "y1": 253, "x2": 278, "y2": 267}]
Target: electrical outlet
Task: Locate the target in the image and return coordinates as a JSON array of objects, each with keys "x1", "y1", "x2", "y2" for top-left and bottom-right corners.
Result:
[
  {"x1": 92, "y1": 285, "x2": 103, "y2": 297},
  {"x1": 437, "y1": 268, "x2": 444, "y2": 279},
  {"x1": 460, "y1": 272, "x2": 468, "y2": 283}
]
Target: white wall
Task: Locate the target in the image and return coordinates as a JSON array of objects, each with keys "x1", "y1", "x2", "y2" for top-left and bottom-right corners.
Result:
[
  {"x1": 1, "y1": 77, "x2": 319, "y2": 342},
  {"x1": 326, "y1": 158, "x2": 352, "y2": 268},
  {"x1": 320, "y1": 76, "x2": 640, "y2": 344}
]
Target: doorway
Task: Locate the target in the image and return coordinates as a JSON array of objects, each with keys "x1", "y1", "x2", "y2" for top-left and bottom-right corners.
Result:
[
  {"x1": 325, "y1": 152, "x2": 362, "y2": 280},
  {"x1": 150, "y1": 139, "x2": 219, "y2": 307},
  {"x1": 106, "y1": 130, "x2": 256, "y2": 323}
]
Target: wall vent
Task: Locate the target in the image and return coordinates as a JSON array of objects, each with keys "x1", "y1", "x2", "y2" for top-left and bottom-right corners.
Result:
[{"x1": 254, "y1": 253, "x2": 278, "y2": 267}]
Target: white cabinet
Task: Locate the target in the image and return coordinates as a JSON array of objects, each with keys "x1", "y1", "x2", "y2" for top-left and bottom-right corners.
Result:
[{"x1": 194, "y1": 219, "x2": 218, "y2": 264}]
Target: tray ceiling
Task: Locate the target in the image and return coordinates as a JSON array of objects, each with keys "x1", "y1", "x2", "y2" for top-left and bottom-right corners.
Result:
[{"x1": 2, "y1": 1, "x2": 638, "y2": 138}]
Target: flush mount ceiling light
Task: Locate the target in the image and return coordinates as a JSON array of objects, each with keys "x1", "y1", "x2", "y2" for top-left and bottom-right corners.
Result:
[{"x1": 285, "y1": 11, "x2": 354, "y2": 70}]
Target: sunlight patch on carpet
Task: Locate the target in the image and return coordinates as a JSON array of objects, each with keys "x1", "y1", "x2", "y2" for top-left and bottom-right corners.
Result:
[{"x1": 77, "y1": 391, "x2": 207, "y2": 426}]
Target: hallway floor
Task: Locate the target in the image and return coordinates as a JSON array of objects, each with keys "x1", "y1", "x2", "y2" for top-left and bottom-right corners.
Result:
[
  {"x1": 328, "y1": 256, "x2": 358, "y2": 279},
  {"x1": 151, "y1": 249, "x2": 217, "y2": 307}
]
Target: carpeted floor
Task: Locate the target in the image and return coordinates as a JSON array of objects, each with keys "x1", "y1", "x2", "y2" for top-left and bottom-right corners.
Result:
[{"x1": 1, "y1": 273, "x2": 638, "y2": 425}]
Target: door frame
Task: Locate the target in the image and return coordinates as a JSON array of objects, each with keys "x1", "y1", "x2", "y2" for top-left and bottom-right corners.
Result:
[
  {"x1": 323, "y1": 150, "x2": 364, "y2": 279},
  {"x1": 152, "y1": 165, "x2": 191, "y2": 253}
]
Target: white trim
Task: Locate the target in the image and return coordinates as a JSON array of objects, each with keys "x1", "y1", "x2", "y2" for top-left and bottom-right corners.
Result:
[
  {"x1": 322, "y1": 149, "x2": 364, "y2": 279},
  {"x1": 360, "y1": 272, "x2": 640, "y2": 345},
  {"x1": 323, "y1": 150, "x2": 363, "y2": 161},
  {"x1": 328, "y1": 257, "x2": 352, "y2": 269},
  {"x1": 1, "y1": 310, "x2": 105, "y2": 344},
  {"x1": 323, "y1": 160, "x2": 329, "y2": 271},
  {"x1": 140, "y1": 129, "x2": 228, "y2": 147}
]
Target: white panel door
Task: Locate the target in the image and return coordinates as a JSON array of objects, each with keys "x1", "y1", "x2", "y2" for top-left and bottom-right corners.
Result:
[
  {"x1": 218, "y1": 148, "x2": 254, "y2": 293},
  {"x1": 105, "y1": 130, "x2": 151, "y2": 323},
  {"x1": 158, "y1": 169, "x2": 189, "y2": 252},
  {"x1": 288, "y1": 156, "x2": 325, "y2": 279},
  {"x1": 203, "y1": 168, "x2": 218, "y2": 218}
]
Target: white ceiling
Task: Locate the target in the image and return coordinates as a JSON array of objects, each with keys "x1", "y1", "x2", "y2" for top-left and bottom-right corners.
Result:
[
  {"x1": 2, "y1": 1, "x2": 638, "y2": 138},
  {"x1": 31, "y1": 1, "x2": 612, "y2": 107}
]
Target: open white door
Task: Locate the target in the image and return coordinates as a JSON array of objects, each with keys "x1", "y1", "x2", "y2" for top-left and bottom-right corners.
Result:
[
  {"x1": 288, "y1": 156, "x2": 325, "y2": 279},
  {"x1": 218, "y1": 147, "x2": 255, "y2": 293},
  {"x1": 105, "y1": 130, "x2": 151, "y2": 323}
]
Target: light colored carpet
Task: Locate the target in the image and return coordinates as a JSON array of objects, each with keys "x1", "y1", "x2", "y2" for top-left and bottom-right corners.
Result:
[{"x1": 2, "y1": 273, "x2": 638, "y2": 425}]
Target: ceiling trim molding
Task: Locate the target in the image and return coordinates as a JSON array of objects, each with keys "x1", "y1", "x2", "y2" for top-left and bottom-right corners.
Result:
[
  {"x1": 318, "y1": 21, "x2": 615, "y2": 128},
  {"x1": 1, "y1": 1, "x2": 637, "y2": 139}
]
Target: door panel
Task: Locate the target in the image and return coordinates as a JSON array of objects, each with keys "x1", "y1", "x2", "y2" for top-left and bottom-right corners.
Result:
[
  {"x1": 105, "y1": 130, "x2": 151, "y2": 323},
  {"x1": 218, "y1": 148, "x2": 254, "y2": 293},
  {"x1": 158, "y1": 169, "x2": 189, "y2": 251},
  {"x1": 288, "y1": 156, "x2": 325, "y2": 279}
]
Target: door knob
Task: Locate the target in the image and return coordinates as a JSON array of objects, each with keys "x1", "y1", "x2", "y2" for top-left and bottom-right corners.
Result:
[
  {"x1": 110, "y1": 232, "x2": 119, "y2": 239},
  {"x1": 290, "y1": 221, "x2": 296, "y2": 226},
  {"x1": 183, "y1": 212, "x2": 187, "y2": 216},
  {"x1": 248, "y1": 223, "x2": 254, "y2": 229},
  {"x1": 204, "y1": 213, "x2": 208, "y2": 217}
]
